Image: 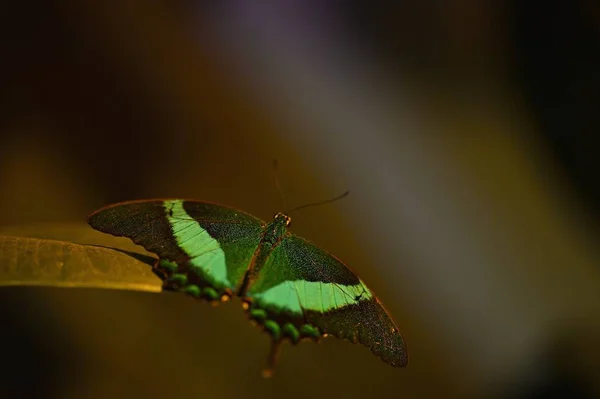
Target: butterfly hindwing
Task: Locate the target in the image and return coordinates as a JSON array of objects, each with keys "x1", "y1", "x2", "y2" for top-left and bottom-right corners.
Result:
[
  {"x1": 88, "y1": 199, "x2": 265, "y2": 297},
  {"x1": 244, "y1": 235, "x2": 408, "y2": 367}
]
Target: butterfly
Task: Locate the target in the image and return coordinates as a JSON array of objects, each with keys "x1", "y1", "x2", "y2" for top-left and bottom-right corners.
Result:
[{"x1": 88, "y1": 198, "x2": 408, "y2": 376}]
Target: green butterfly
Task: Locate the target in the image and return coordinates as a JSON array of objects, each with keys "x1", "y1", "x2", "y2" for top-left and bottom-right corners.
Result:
[{"x1": 88, "y1": 199, "x2": 408, "y2": 375}]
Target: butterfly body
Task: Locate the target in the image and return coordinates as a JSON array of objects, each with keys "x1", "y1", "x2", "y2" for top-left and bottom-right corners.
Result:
[
  {"x1": 88, "y1": 199, "x2": 408, "y2": 373},
  {"x1": 237, "y1": 212, "x2": 290, "y2": 297}
]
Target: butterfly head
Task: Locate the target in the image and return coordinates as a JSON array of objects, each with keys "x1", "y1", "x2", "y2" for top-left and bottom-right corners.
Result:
[{"x1": 273, "y1": 212, "x2": 291, "y2": 227}]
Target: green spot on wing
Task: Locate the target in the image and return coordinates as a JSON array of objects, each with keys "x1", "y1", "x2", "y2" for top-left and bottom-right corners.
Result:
[
  {"x1": 300, "y1": 325, "x2": 320, "y2": 339},
  {"x1": 168, "y1": 273, "x2": 188, "y2": 285},
  {"x1": 159, "y1": 259, "x2": 179, "y2": 272},
  {"x1": 282, "y1": 323, "x2": 300, "y2": 344},
  {"x1": 250, "y1": 308, "x2": 267, "y2": 322},
  {"x1": 182, "y1": 284, "x2": 201, "y2": 297},
  {"x1": 263, "y1": 320, "x2": 281, "y2": 341},
  {"x1": 202, "y1": 287, "x2": 219, "y2": 301}
]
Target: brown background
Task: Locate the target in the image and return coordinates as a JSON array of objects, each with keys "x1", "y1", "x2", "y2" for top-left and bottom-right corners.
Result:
[{"x1": 1, "y1": 2, "x2": 600, "y2": 398}]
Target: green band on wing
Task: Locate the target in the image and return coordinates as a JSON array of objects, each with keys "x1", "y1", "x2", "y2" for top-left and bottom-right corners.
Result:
[
  {"x1": 164, "y1": 200, "x2": 232, "y2": 288},
  {"x1": 253, "y1": 280, "x2": 373, "y2": 314}
]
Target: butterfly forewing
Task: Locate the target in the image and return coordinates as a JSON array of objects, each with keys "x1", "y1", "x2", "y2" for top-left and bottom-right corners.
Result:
[
  {"x1": 244, "y1": 235, "x2": 408, "y2": 367},
  {"x1": 88, "y1": 199, "x2": 265, "y2": 296}
]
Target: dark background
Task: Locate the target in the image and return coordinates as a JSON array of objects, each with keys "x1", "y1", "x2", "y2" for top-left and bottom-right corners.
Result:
[{"x1": 1, "y1": 1, "x2": 599, "y2": 398}]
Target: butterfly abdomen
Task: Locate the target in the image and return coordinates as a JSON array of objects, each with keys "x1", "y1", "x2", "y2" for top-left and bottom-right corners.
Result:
[{"x1": 236, "y1": 213, "x2": 291, "y2": 296}]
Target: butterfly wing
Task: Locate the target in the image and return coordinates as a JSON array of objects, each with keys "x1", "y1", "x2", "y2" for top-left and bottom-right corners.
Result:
[
  {"x1": 244, "y1": 234, "x2": 408, "y2": 367},
  {"x1": 88, "y1": 199, "x2": 265, "y2": 299}
]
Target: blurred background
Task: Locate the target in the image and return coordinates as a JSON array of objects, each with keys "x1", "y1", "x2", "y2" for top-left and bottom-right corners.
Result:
[{"x1": 1, "y1": 1, "x2": 600, "y2": 398}]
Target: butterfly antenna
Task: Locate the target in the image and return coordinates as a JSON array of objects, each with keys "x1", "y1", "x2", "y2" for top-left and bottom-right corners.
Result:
[
  {"x1": 273, "y1": 159, "x2": 288, "y2": 211},
  {"x1": 287, "y1": 190, "x2": 350, "y2": 214}
]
